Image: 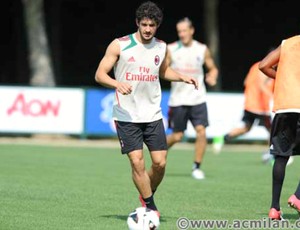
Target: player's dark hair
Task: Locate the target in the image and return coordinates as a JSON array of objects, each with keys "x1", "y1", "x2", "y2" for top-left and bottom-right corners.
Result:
[
  {"x1": 177, "y1": 17, "x2": 194, "y2": 29},
  {"x1": 135, "y1": 1, "x2": 163, "y2": 26}
]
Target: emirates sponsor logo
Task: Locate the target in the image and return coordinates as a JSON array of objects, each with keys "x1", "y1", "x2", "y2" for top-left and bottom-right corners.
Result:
[{"x1": 125, "y1": 66, "x2": 158, "y2": 82}]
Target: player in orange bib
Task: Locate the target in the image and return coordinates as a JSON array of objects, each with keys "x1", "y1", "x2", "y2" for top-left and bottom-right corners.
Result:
[
  {"x1": 259, "y1": 35, "x2": 300, "y2": 220},
  {"x1": 213, "y1": 61, "x2": 274, "y2": 156}
]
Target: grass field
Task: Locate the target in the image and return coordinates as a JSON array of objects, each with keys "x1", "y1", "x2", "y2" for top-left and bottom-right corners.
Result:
[{"x1": 0, "y1": 139, "x2": 299, "y2": 230}]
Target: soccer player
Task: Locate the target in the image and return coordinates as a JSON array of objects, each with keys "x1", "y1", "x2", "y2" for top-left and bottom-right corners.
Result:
[
  {"x1": 259, "y1": 35, "x2": 300, "y2": 220},
  {"x1": 94, "y1": 1, "x2": 198, "y2": 217},
  {"x1": 165, "y1": 17, "x2": 219, "y2": 180},
  {"x1": 212, "y1": 61, "x2": 274, "y2": 156}
]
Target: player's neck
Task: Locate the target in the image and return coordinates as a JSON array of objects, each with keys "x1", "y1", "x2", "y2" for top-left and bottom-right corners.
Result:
[
  {"x1": 135, "y1": 32, "x2": 153, "y2": 45},
  {"x1": 181, "y1": 39, "x2": 193, "y2": 47}
]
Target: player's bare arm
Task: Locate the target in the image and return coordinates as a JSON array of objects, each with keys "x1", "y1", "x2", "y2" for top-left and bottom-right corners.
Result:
[
  {"x1": 259, "y1": 72, "x2": 273, "y2": 97},
  {"x1": 259, "y1": 46, "x2": 281, "y2": 79},
  {"x1": 160, "y1": 49, "x2": 199, "y2": 89},
  {"x1": 164, "y1": 47, "x2": 172, "y2": 67},
  {"x1": 204, "y1": 48, "x2": 218, "y2": 86},
  {"x1": 95, "y1": 39, "x2": 132, "y2": 95}
]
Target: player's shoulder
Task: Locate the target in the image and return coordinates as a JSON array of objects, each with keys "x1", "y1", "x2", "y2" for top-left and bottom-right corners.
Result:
[
  {"x1": 283, "y1": 34, "x2": 300, "y2": 45},
  {"x1": 168, "y1": 41, "x2": 178, "y2": 46},
  {"x1": 115, "y1": 34, "x2": 131, "y2": 47},
  {"x1": 154, "y1": 37, "x2": 166, "y2": 44},
  {"x1": 117, "y1": 34, "x2": 131, "y2": 41},
  {"x1": 287, "y1": 34, "x2": 300, "y2": 40},
  {"x1": 167, "y1": 41, "x2": 180, "y2": 50},
  {"x1": 154, "y1": 37, "x2": 166, "y2": 51},
  {"x1": 193, "y1": 40, "x2": 207, "y2": 48}
]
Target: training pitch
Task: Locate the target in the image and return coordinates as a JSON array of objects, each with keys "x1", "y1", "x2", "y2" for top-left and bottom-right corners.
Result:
[{"x1": 0, "y1": 137, "x2": 299, "y2": 230}]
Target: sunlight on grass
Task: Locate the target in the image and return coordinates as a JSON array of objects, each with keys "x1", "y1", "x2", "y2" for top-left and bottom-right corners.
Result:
[{"x1": 0, "y1": 143, "x2": 299, "y2": 229}]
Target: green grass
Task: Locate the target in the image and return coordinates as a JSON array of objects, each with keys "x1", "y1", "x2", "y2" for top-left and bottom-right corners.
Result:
[{"x1": 0, "y1": 142, "x2": 299, "y2": 230}]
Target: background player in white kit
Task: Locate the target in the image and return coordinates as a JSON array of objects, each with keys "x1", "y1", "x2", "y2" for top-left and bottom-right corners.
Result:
[
  {"x1": 166, "y1": 17, "x2": 219, "y2": 180},
  {"x1": 94, "y1": 1, "x2": 198, "y2": 218}
]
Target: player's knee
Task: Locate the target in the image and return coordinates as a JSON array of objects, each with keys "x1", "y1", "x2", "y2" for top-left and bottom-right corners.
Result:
[
  {"x1": 195, "y1": 126, "x2": 206, "y2": 137},
  {"x1": 129, "y1": 156, "x2": 145, "y2": 171},
  {"x1": 173, "y1": 132, "x2": 184, "y2": 142},
  {"x1": 152, "y1": 159, "x2": 166, "y2": 172}
]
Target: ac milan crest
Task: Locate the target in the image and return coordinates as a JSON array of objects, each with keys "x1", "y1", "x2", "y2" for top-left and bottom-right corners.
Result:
[{"x1": 154, "y1": 55, "x2": 160, "y2": 66}]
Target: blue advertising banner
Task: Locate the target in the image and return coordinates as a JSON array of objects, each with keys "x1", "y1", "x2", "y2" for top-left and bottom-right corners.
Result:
[
  {"x1": 85, "y1": 89, "x2": 269, "y2": 140},
  {"x1": 85, "y1": 89, "x2": 116, "y2": 135},
  {"x1": 84, "y1": 88, "x2": 171, "y2": 136},
  {"x1": 160, "y1": 90, "x2": 172, "y2": 135}
]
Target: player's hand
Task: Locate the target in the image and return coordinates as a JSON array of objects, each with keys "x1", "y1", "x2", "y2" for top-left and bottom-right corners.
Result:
[
  {"x1": 205, "y1": 73, "x2": 217, "y2": 87},
  {"x1": 116, "y1": 82, "x2": 132, "y2": 95},
  {"x1": 182, "y1": 75, "x2": 199, "y2": 90}
]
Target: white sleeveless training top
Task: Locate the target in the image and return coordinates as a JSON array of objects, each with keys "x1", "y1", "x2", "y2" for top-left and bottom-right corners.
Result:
[
  {"x1": 112, "y1": 33, "x2": 166, "y2": 122},
  {"x1": 167, "y1": 40, "x2": 207, "y2": 106}
]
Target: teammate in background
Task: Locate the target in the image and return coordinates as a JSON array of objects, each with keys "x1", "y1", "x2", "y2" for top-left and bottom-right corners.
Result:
[
  {"x1": 259, "y1": 35, "x2": 300, "y2": 220},
  {"x1": 212, "y1": 61, "x2": 274, "y2": 158},
  {"x1": 166, "y1": 17, "x2": 218, "y2": 180},
  {"x1": 94, "y1": 1, "x2": 198, "y2": 218}
]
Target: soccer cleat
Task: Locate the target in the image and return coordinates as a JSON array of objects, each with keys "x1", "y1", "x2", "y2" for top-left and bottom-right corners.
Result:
[
  {"x1": 212, "y1": 135, "x2": 224, "y2": 154},
  {"x1": 287, "y1": 156, "x2": 294, "y2": 166},
  {"x1": 262, "y1": 151, "x2": 274, "y2": 165},
  {"x1": 139, "y1": 194, "x2": 146, "y2": 207},
  {"x1": 268, "y1": 208, "x2": 283, "y2": 220},
  {"x1": 288, "y1": 194, "x2": 300, "y2": 213},
  {"x1": 154, "y1": 210, "x2": 160, "y2": 219},
  {"x1": 192, "y1": 169, "x2": 205, "y2": 180}
]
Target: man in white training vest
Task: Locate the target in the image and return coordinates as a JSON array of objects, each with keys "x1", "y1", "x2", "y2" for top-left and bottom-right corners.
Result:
[
  {"x1": 95, "y1": 1, "x2": 198, "y2": 218},
  {"x1": 166, "y1": 17, "x2": 219, "y2": 180}
]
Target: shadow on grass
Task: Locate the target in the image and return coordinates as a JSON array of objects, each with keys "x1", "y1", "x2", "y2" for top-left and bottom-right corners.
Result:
[
  {"x1": 281, "y1": 213, "x2": 299, "y2": 220},
  {"x1": 100, "y1": 214, "x2": 169, "y2": 223},
  {"x1": 100, "y1": 214, "x2": 128, "y2": 221},
  {"x1": 257, "y1": 212, "x2": 299, "y2": 221}
]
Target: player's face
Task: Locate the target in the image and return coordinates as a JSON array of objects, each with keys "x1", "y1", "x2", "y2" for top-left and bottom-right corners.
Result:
[
  {"x1": 176, "y1": 21, "x2": 194, "y2": 46},
  {"x1": 136, "y1": 18, "x2": 158, "y2": 43}
]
